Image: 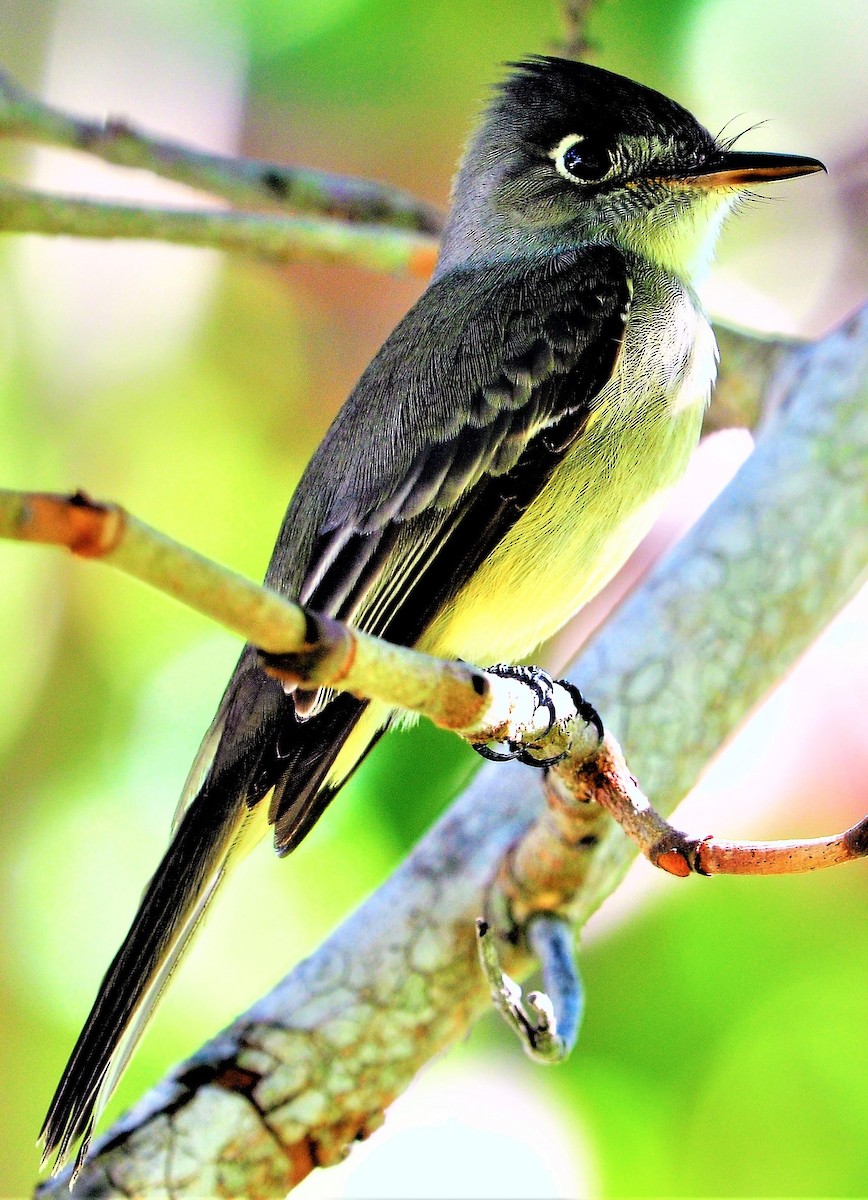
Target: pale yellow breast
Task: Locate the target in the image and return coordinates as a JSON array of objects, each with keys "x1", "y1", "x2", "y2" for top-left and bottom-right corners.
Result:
[
  {"x1": 420, "y1": 277, "x2": 716, "y2": 666},
  {"x1": 327, "y1": 277, "x2": 716, "y2": 789}
]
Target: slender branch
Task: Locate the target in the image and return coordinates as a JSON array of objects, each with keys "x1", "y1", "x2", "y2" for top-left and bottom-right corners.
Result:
[
  {"x1": 0, "y1": 491, "x2": 598, "y2": 757},
  {"x1": 0, "y1": 68, "x2": 443, "y2": 233},
  {"x1": 32, "y1": 303, "x2": 868, "y2": 1197},
  {"x1": 690, "y1": 824, "x2": 868, "y2": 874},
  {"x1": 0, "y1": 180, "x2": 438, "y2": 278},
  {"x1": 548, "y1": 730, "x2": 868, "y2": 877}
]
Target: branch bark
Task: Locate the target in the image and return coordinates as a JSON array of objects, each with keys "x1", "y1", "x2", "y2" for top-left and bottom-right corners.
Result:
[
  {"x1": 0, "y1": 180, "x2": 438, "y2": 278},
  {"x1": 0, "y1": 67, "x2": 441, "y2": 277},
  {"x1": 30, "y1": 305, "x2": 868, "y2": 1197},
  {"x1": 0, "y1": 493, "x2": 594, "y2": 758},
  {"x1": 0, "y1": 68, "x2": 443, "y2": 233}
]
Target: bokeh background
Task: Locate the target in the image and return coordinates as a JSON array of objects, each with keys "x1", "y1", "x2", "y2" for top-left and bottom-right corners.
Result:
[{"x1": 0, "y1": 1, "x2": 866, "y2": 1196}]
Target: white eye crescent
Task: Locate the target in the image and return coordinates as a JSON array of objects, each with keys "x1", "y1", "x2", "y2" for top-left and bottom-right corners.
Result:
[
  {"x1": 549, "y1": 132, "x2": 613, "y2": 183},
  {"x1": 550, "y1": 133, "x2": 585, "y2": 181}
]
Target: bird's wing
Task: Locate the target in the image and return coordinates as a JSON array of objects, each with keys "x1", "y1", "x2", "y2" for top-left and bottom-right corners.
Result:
[
  {"x1": 273, "y1": 243, "x2": 631, "y2": 634},
  {"x1": 266, "y1": 243, "x2": 631, "y2": 845}
]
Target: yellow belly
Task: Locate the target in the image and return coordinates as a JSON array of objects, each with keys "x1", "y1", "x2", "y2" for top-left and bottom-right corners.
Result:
[
  {"x1": 418, "y1": 394, "x2": 704, "y2": 665},
  {"x1": 327, "y1": 394, "x2": 704, "y2": 785},
  {"x1": 328, "y1": 281, "x2": 716, "y2": 785}
]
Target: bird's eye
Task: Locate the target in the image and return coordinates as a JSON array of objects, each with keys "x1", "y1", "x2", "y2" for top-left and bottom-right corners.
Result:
[{"x1": 551, "y1": 134, "x2": 612, "y2": 184}]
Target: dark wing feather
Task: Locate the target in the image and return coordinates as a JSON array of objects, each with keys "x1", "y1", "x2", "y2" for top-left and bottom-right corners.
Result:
[
  {"x1": 280, "y1": 245, "x2": 631, "y2": 622},
  {"x1": 267, "y1": 244, "x2": 631, "y2": 845}
]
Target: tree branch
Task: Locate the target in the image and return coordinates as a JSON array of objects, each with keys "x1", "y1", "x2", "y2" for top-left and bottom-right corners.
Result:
[
  {"x1": 0, "y1": 491, "x2": 597, "y2": 758},
  {"x1": 30, "y1": 304, "x2": 868, "y2": 1197},
  {"x1": 0, "y1": 180, "x2": 438, "y2": 278},
  {"x1": 0, "y1": 68, "x2": 443, "y2": 233}
]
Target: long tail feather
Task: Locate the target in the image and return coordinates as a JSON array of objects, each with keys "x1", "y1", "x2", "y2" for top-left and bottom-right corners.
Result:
[
  {"x1": 40, "y1": 654, "x2": 375, "y2": 1184},
  {"x1": 39, "y1": 776, "x2": 253, "y2": 1181}
]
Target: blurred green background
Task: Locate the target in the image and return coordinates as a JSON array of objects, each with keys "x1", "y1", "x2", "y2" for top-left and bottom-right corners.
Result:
[{"x1": 0, "y1": 0, "x2": 866, "y2": 1196}]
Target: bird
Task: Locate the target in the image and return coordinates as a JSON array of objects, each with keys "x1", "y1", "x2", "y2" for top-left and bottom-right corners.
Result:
[{"x1": 40, "y1": 55, "x2": 823, "y2": 1179}]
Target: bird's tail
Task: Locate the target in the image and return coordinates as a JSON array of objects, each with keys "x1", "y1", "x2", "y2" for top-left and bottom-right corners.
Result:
[
  {"x1": 39, "y1": 652, "x2": 369, "y2": 1183},
  {"x1": 39, "y1": 775, "x2": 255, "y2": 1180}
]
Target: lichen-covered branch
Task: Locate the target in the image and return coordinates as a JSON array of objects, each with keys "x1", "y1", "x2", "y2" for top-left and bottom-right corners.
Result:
[
  {"x1": 0, "y1": 180, "x2": 438, "y2": 278},
  {"x1": 0, "y1": 68, "x2": 443, "y2": 233},
  {"x1": 34, "y1": 304, "x2": 868, "y2": 1197}
]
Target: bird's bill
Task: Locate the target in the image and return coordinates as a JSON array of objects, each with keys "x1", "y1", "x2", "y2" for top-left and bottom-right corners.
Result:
[{"x1": 680, "y1": 150, "x2": 826, "y2": 189}]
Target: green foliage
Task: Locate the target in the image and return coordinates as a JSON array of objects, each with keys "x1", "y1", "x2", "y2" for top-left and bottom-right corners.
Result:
[{"x1": 0, "y1": 1, "x2": 863, "y2": 1196}]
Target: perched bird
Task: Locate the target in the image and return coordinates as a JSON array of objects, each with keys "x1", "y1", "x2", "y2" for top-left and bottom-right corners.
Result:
[{"x1": 41, "y1": 56, "x2": 823, "y2": 1177}]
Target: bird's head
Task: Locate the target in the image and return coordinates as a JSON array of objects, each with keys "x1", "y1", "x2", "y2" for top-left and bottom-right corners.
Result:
[{"x1": 437, "y1": 57, "x2": 823, "y2": 281}]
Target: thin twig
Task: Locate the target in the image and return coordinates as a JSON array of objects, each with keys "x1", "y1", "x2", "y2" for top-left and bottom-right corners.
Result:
[
  {"x1": 0, "y1": 68, "x2": 443, "y2": 233},
  {"x1": 0, "y1": 180, "x2": 438, "y2": 278},
  {"x1": 0, "y1": 489, "x2": 600, "y2": 758},
  {"x1": 549, "y1": 732, "x2": 868, "y2": 878}
]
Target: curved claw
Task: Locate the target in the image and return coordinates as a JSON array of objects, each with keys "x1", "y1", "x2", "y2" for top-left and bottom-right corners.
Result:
[
  {"x1": 475, "y1": 740, "x2": 525, "y2": 763},
  {"x1": 517, "y1": 745, "x2": 567, "y2": 768},
  {"x1": 555, "y1": 678, "x2": 604, "y2": 742}
]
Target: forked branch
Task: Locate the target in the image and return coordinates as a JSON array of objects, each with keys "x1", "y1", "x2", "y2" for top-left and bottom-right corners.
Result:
[{"x1": 5, "y1": 486, "x2": 865, "y2": 891}]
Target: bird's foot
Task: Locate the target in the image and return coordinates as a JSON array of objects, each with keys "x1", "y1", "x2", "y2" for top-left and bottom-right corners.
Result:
[{"x1": 474, "y1": 665, "x2": 603, "y2": 767}]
